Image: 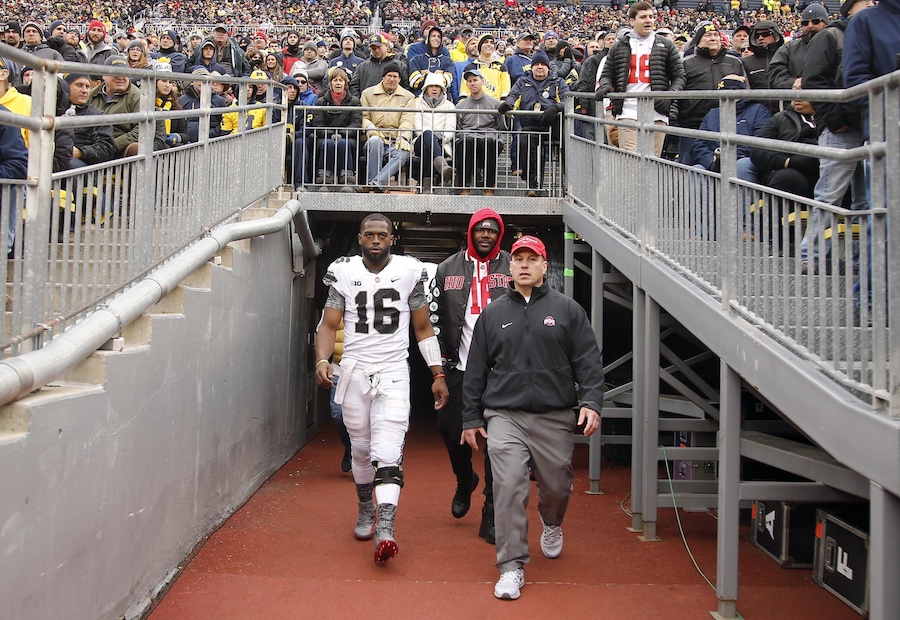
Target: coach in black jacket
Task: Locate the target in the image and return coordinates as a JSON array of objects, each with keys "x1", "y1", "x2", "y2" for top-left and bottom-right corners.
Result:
[
  {"x1": 430, "y1": 207, "x2": 511, "y2": 543},
  {"x1": 597, "y1": 1, "x2": 685, "y2": 156},
  {"x1": 461, "y1": 235, "x2": 604, "y2": 601}
]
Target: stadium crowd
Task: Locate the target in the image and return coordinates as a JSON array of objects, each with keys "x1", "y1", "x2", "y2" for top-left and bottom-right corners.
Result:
[{"x1": 0, "y1": 0, "x2": 892, "y2": 203}]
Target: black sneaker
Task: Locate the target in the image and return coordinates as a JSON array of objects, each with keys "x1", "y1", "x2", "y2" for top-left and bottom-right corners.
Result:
[
  {"x1": 451, "y1": 472, "x2": 479, "y2": 519},
  {"x1": 341, "y1": 448, "x2": 351, "y2": 473},
  {"x1": 478, "y1": 504, "x2": 495, "y2": 544}
]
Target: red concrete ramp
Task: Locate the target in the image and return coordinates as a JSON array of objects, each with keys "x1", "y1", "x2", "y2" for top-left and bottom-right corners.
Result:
[{"x1": 150, "y1": 416, "x2": 857, "y2": 619}]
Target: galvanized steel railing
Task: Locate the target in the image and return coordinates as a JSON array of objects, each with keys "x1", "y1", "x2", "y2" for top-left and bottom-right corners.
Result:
[
  {"x1": 0, "y1": 44, "x2": 286, "y2": 357},
  {"x1": 566, "y1": 73, "x2": 900, "y2": 416}
]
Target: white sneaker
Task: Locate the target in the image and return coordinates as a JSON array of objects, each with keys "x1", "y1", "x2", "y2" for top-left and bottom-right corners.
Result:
[
  {"x1": 540, "y1": 518, "x2": 563, "y2": 559},
  {"x1": 494, "y1": 568, "x2": 525, "y2": 600}
]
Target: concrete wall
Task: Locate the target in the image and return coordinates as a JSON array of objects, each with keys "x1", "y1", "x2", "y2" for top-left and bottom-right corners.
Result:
[{"x1": 0, "y1": 227, "x2": 321, "y2": 620}]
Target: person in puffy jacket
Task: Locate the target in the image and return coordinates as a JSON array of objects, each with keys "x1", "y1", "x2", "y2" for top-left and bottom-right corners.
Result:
[
  {"x1": 308, "y1": 68, "x2": 362, "y2": 190},
  {"x1": 408, "y1": 71, "x2": 456, "y2": 191}
]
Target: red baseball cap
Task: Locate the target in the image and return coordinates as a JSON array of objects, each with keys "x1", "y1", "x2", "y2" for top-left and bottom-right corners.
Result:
[{"x1": 511, "y1": 235, "x2": 546, "y2": 259}]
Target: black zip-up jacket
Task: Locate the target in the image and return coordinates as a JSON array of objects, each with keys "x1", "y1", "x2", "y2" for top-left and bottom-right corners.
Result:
[
  {"x1": 461, "y1": 281, "x2": 605, "y2": 427},
  {"x1": 71, "y1": 103, "x2": 116, "y2": 165},
  {"x1": 802, "y1": 21, "x2": 861, "y2": 133},
  {"x1": 430, "y1": 208, "x2": 511, "y2": 370},
  {"x1": 598, "y1": 34, "x2": 685, "y2": 117},
  {"x1": 750, "y1": 107, "x2": 819, "y2": 174},
  {"x1": 679, "y1": 47, "x2": 746, "y2": 130},
  {"x1": 309, "y1": 90, "x2": 362, "y2": 142}
]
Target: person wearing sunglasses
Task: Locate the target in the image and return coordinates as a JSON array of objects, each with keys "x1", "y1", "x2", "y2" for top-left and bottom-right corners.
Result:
[
  {"x1": 741, "y1": 20, "x2": 785, "y2": 111},
  {"x1": 769, "y1": 3, "x2": 829, "y2": 89}
]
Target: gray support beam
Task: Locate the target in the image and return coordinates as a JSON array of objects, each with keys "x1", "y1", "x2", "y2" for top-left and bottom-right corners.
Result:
[
  {"x1": 714, "y1": 362, "x2": 742, "y2": 619},
  {"x1": 588, "y1": 249, "x2": 606, "y2": 495},
  {"x1": 869, "y1": 484, "x2": 900, "y2": 620},
  {"x1": 629, "y1": 287, "x2": 646, "y2": 533},
  {"x1": 640, "y1": 296, "x2": 661, "y2": 542},
  {"x1": 564, "y1": 226, "x2": 575, "y2": 297}
]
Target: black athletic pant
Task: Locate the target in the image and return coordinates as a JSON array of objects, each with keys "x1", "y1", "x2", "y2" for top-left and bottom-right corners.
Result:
[{"x1": 437, "y1": 366, "x2": 493, "y2": 506}]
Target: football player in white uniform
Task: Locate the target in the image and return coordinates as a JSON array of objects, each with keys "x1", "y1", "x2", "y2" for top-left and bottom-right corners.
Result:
[{"x1": 314, "y1": 213, "x2": 449, "y2": 563}]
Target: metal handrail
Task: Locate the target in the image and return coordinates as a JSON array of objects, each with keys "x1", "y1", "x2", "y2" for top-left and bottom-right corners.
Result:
[{"x1": 565, "y1": 71, "x2": 900, "y2": 416}]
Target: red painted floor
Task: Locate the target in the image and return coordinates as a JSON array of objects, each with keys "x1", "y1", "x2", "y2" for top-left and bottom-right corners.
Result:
[{"x1": 149, "y1": 414, "x2": 858, "y2": 620}]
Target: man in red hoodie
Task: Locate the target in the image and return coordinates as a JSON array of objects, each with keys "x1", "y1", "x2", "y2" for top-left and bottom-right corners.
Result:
[{"x1": 429, "y1": 208, "x2": 511, "y2": 544}]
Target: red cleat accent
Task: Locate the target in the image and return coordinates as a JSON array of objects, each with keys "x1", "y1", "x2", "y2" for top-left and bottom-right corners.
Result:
[{"x1": 374, "y1": 540, "x2": 398, "y2": 563}]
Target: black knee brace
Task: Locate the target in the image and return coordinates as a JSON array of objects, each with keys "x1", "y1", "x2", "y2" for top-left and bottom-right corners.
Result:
[{"x1": 373, "y1": 465, "x2": 404, "y2": 488}]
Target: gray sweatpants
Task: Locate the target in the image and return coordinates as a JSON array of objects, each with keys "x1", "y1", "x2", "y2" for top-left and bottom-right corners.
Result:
[{"x1": 484, "y1": 407, "x2": 576, "y2": 573}]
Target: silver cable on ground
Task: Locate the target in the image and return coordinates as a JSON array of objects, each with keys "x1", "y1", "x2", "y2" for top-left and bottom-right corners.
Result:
[{"x1": 661, "y1": 445, "x2": 716, "y2": 591}]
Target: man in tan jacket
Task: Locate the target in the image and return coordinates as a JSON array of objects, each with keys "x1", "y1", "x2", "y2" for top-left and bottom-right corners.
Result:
[{"x1": 360, "y1": 61, "x2": 415, "y2": 191}]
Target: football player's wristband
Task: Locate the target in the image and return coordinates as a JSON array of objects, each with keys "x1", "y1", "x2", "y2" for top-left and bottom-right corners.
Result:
[
  {"x1": 315, "y1": 359, "x2": 330, "y2": 368},
  {"x1": 432, "y1": 373, "x2": 446, "y2": 380}
]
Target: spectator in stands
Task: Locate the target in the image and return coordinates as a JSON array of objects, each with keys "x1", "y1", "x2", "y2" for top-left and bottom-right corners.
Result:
[
  {"x1": 844, "y1": 0, "x2": 899, "y2": 308},
  {"x1": 408, "y1": 23, "x2": 458, "y2": 101},
  {"x1": 155, "y1": 65, "x2": 188, "y2": 148},
  {"x1": 454, "y1": 67, "x2": 504, "y2": 195},
  {"x1": 505, "y1": 32, "x2": 535, "y2": 86},
  {"x1": 63, "y1": 71, "x2": 115, "y2": 168},
  {"x1": 742, "y1": 20, "x2": 784, "y2": 97},
  {"x1": 329, "y1": 28, "x2": 365, "y2": 83},
  {"x1": 245, "y1": 46, "x2": 264, "y2": 71},
  {"x1": 185, "y1": 30, "x2": 204, "y2": 58},
  {"x1": 731, "y1": 25, "x2": 751, "y2": 57},
  {"x1": 461, "y1": 34, "x2": 511, "y2": 100},
  {"x1": 677, "y1": 23, "x2": 747, "y2": 165},
  {"x1": 541, "y1": 30, "x2": 560, "y2": 55},
  {"x1": 691, "y1": 75, "x2": 771, "y2": 182},
  {"x1": 263, "y1": 53, "x2": 284, "y2": 82},
  {"x1": 295, "y1": 41, "x2": 329, "y2": 93},
  {"x1": 197, "y1": 25, "x2": 249, "y2": 78},
  {"x1": 3, "y1": 21, "x2": 22, "y2": 49},
  {"x1": 360, "y1": 61, "x2": 415, "y2": 191},
  {"x1": 450, "y1": 24, "x2": 476, "y2": 63},
  {"x1": 768, "y1": 2, "x2": 828, "y2": 89},
  {"x1": 112, "y1": 31, "x2": 130, "y2": 54},
  {"x1": 750, "y1": 77, "x2": 818, "y2": 199},
  {"x1": 597, "y1": 2, "x2": 685, "y2": 157},
  {"x1": 282, "y1": 30, "x2": 303, "y2": 74},
  {"x1": 0, "y1": 102, "x2": 27, "y2": 259},
  {"x1": 191, "y1": 39, "x2": 227, "y2": 75},
  {"x1": 500, "y1": 50, "x2": 568, "y2": 196},
  {"x1": 549, "y1": 40, "x2": 577, "y2": 85},
  {"x1": 0, "y1": 56, "x2": 31, "y2": 143},
  {"x1": 251, "y1": 31, "x2": 272, "y2": 55},
  {"x1": 178, "y1": 67, "x2": 227, "y2": 142},
  {"x1": 292, "y1": 67, "x2": 324, "y2": 190},
  {"x1": 126, "y1": 40, "x2": 150, "y2": 71},
  {"x1": 20, "y1": 21, "x2": 63, "y2": 62},
  {"x1": 152, "y1": 30, "x2": 186, "y2": 74},
  {"x1": 85, "y1": 20, "x2": 115, "y2": 65},
  {"x1": 46, "y1": 26, "x2": 88, "y2": 64},
  {"x1": 308, "y1": 67, "x2": 361, "y2": 191},
  {"x1": 798, "y1": 0, "x2": 873, "y2": 274},
  {"x1": 408, "y1": 71, "x2": 455, "y2": 192},
  {"x1": 89, "y1": 56, "x2": 166, "y2": 157},
  {"x1": 351, "y1": 33, "x2": 406, "y2": 98}
]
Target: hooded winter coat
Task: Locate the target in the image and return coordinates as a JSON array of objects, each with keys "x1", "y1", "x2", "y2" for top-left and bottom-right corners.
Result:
[
  {"x1": 679, "y1": 44, "x2": 746, "y2": 130},
  {"x1": 741, "y1": 20, "x2": 785, "y2": 90},
  {"x1": 692, "y1": 98, "x2": 772, "y2": 169},
  {"x1": 430, "y1": 208, "x2": 511, "y2": 370},
  {"x1": 802, "y1": 21, "x2": 861, "y2": 133}
]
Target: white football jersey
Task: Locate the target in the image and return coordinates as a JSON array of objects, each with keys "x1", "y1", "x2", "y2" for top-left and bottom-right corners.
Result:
[{"x1": 324, "y1": 254, "x2": 428, "y2": 364}]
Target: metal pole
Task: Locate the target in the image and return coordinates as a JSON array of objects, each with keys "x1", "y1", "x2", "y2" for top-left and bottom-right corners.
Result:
[
  {"x1": 715, "y1": 361, "x2": 741, "y2": 619},
  {"x1": 869, "y1": 483, "x2": 900, "y2": 620},
  {"x1": 718, "y1": 96, "x2": 738, "y2": 313},
  {"x1": 629, "y1": 286, "x2": 646, "y2": 533},
  {"x1": 640, "y1": 295, "x2": 661, "y2": 542},
  {"x1": 588, "y1": 249, "x2": 606, "y2": 495}
]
